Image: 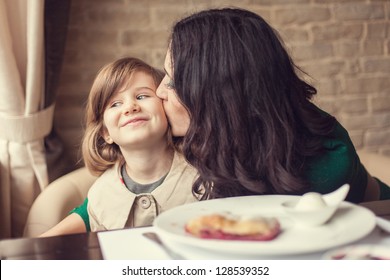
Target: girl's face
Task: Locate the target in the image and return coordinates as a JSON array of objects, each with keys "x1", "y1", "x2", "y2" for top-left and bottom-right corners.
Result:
[
  {"x1": 103, "y1": 71, "x2": 168, "y2": 149},
  {"x1": 156, "y1": 50, "x2": 190, "y2": 137}
]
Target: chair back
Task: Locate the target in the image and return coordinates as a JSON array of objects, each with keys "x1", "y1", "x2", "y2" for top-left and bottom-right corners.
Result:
[
  {"x1": 358, "y1": 150, "x2": 390, "y2": 186},
  {"x1": 23, "y1": 167, "x2": 97, "y2": 237}
]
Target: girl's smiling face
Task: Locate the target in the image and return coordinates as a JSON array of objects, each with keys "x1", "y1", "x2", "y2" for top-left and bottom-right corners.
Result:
[{"x1": 103, "y1": 71, "x2": 168, "y2": 149}]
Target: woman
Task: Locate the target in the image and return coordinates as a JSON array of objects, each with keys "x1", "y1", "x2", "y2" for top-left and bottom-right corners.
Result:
[{"x1": 156, "y1": 8, "x2": 390, "y2": 202}]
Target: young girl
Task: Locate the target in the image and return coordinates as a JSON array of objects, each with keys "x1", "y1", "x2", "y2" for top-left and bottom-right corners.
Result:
[{"x1": 40, "y1": 57, "x2": 199, "y2": 236}]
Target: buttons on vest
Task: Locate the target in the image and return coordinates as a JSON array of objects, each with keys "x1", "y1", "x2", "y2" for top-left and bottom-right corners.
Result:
[{"x1": 139, "y1": 196, "x2": 151, "y2": 209}]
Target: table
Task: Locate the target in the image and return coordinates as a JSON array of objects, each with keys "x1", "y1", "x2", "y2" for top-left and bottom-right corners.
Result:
[
  {"x1": 1, "y1": 200, "x2": 389, "y2": 260},
  {"x1": 0, "y1": 230, "x2": 102, "y2": 260}
]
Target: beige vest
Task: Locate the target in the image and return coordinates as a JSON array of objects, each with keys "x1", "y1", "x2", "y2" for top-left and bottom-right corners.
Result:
[{"x1": 87, "y1": 151, "x2": 199, "y2": 232}]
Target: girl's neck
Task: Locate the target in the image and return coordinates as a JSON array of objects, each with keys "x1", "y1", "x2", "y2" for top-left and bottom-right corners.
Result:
[{"x1": 121, "y1": 144, "x2": 174, "y2": 184}]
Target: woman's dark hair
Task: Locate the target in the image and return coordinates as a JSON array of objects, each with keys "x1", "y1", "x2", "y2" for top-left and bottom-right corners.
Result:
[{"x1": 170, "y1": 8, "x2": 336, "y2": 199}]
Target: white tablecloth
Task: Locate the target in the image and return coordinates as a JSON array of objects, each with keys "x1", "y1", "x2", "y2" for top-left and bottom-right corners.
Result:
[{"x1": 97, "y1": 225, "x2": 390, "y2": 260}]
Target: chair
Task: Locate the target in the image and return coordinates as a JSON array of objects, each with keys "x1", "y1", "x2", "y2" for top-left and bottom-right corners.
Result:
[
  {"x1": 23, "y1": 167, "x2": 97, "y2": 237},
  {"x1": 357, "y1": 150, "x2": 390, "y2": 186},
  {"x1": 357, "y1": 150, "x2": 390, "y2": 216}
]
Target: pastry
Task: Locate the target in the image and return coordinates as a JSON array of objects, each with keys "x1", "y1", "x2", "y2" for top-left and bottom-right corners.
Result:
[{"x1": 185, "y1": 213, "x2": 281, "y2": 241}]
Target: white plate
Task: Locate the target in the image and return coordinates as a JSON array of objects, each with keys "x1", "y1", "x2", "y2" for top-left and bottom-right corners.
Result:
[
  {"x1": 154, "y1": 195, "x2": 376, "y2": 256},
  {"x1": 322, "y1": 244, "x2": 390, "y2": 260}
]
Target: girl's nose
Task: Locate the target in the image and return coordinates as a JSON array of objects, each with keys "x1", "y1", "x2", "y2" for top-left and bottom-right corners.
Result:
[{"x1": 123, "y1": 102, "x2": 140, "y2": 114}]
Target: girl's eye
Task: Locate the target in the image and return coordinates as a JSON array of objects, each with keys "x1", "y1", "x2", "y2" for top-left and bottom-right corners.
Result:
[
  {"x1": 136, "y1": 94, "x2": 149, "y2": 100},
  {"x1": 109, "y1": 101, "x2": 122, "y2": 108},
  {"x1": 165, "y1": 79, "x2": 175, "y2": 90}
]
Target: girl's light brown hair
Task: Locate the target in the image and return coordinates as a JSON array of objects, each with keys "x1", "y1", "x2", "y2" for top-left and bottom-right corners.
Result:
[{"x1": 81, "y1": 57, "x2": 164, "y2": 175}]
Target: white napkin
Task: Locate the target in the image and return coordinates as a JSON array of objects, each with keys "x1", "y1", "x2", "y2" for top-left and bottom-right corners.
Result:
[{"x1": 97, "y1": 227, "x2": 170, "y2": 260}]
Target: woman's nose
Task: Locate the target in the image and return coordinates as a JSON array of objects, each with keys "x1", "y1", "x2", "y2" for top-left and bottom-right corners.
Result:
[{"x1": 156, "y1": 84, "x2": 167, "y2": 100}]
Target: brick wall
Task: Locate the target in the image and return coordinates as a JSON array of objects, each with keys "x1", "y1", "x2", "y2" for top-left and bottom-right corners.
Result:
[{"x1": 55, "y1": 0, "x2": 390, "y2": 169}]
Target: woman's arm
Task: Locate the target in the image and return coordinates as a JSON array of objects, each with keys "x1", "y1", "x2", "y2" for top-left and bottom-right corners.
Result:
[
  {"x1": 363, "y1": 172, "x2": 380, "y2": 202},
  {"x1": 39, "y1": 213, "x2": 86, "y2": 237}
]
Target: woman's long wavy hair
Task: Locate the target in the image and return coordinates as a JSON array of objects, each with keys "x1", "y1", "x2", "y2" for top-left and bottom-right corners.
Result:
[
  {"x1": 82, "y1": 57, "x2": 164, "y2": 176},
  {"x1": 170, "y1": 8, "x2": 336, "y2": 199}
]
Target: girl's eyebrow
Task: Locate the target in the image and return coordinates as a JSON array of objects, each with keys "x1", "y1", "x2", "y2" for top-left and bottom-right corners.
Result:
[
  {"x1": 134, "y1": 86, "x2": 154, "y2": 91},
  {"x1": 117, "y1": 86, "x2": 154, "y2": 94}
]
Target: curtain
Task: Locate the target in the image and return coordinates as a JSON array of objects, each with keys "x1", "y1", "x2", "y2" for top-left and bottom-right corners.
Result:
[
  {"x1": 43, "y1": 0, "x2": 72, "y2": 182},
  {"x1": 0, "y1": 0, "x2": 71, "y2": 238}
]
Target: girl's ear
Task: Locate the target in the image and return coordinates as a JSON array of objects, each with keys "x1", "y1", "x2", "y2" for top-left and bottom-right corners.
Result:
[
  {"x1": 101, "y1": 129, "x2": 114, "y2": 144},
  {"x1": 105, "y1": 136, "x2": 114, "y2": 144}
]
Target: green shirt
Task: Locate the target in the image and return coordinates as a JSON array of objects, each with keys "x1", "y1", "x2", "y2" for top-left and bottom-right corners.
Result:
[
  {"x1": 305, "y1": 120, "x2": 367, "y2": 202},
  {"x1": 306, "y1": 118, "x2": 390, "y2": 202},
  {"x1": 69, "y1": 197, "x2": 90, "y2": 231}
]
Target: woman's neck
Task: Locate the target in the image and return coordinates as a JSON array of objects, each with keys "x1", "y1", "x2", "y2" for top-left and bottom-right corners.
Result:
[{"x1": 120, "y1": 144, "x2": 174, "y2": 184}]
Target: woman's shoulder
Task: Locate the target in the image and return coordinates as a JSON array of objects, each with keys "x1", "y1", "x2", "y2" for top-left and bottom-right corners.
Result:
[
  {"x1": 305, "y1": 119, "x2": 367, "y2": 202},
  {"x1": 310, "y1": 105, "x2": 355, "y2": 153},
  {"x1": 307, "y1": 120, "x2": 355, "y2": 175}
]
